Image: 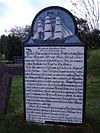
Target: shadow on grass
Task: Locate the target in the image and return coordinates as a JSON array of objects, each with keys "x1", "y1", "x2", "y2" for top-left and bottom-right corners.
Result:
[
  {"x1": 0, "y1": 113, "x2": 96, "y2": 133},
  {"x1": 0, "y1": 72, "x2": 100, "y2": 133}
]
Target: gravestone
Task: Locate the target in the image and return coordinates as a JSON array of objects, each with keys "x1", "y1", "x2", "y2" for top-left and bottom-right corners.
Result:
[
  {"x1": 0, "y1": 63, "x2": 12, "y2": 114},
  {"x1": 23, "y1": 6, "x2": 87, "y2": 125},
  {"x1": 13, "y1": 56, "x2": 22, "y2": 64}
]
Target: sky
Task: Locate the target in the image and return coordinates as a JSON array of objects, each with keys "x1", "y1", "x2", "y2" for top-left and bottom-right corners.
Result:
[{"x1": 0, "y1": 0, "x2": 73, "y2": 35}]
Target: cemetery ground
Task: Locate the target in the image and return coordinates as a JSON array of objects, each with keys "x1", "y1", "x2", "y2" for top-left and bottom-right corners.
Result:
[{"x1": 0, "y1": 49, "x2": 100, "y2": 133}]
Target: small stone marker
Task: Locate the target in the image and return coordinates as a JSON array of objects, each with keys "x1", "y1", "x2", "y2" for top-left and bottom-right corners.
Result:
[
  {"x1": 23, "y1": 6, "x2": 87, "y2": 125},
  {"x1": 13, "y1": 56, "x2": 22, "y2": 64},
  {"x1": 0, "y1": 63, "x2": 12, "y2": 114}
]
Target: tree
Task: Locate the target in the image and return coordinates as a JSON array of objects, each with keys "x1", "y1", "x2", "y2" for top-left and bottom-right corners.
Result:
[
  {"x1": 9, "y1": 25, "x2": 31, "y2": 40},
  {"x1": 0, "y1": 25, "x2": 31, "y2": 61},
  {"x1": 75, "y1": 17, "x2": 100, "y2": 49},
  {"x1": 0, "y1": 35, "x2": 7, "y2": 55},
  {"x1": 5, "y1": 25, "x2": 31, "y2": 60},
  {"x1": 70, "y1": 0, "x2": 100, "y2": 49},
  {"x1": 70, "y1": 0, "x2": 100, "y2": 31},
  {"x1": 5, "y1": 35, "x2": 23, "y2": 60}
]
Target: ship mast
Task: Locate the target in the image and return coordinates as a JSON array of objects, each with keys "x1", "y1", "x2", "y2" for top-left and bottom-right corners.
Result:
[
  {"x1": 32, "y1": 12, "x2": 73, "y2": 41},
  {"x1": 43, "y1": 15, "x2": 52, "y2": 40},
  {"x1": 53, "y1": 14, "x2": 73, "y2": 40},
  {"x1": 32, "y1": 18, "x2": 43, "y2": 40},
  {"x1": 53, "y1": 16, "x2": 63, "y2": 39}
]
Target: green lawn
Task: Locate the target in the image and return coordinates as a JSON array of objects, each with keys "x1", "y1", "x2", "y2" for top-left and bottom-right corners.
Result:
[
  {"x1": 0, "y1": 49, "x2": 100, "y2": 133},
  {"x1": 85, "y1": 49, "x2": 100, "y2": 133},
  {"x1": 0, "y1": 74, "x2": 99, "y2": 133},
  {"x1": 86, "y1": 76, "x2": 100, "y2": 133}
]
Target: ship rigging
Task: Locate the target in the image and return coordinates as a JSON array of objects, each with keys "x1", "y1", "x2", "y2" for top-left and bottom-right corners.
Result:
[{"x1": 32, "y1": 13, "x2": 73, "y2": 42}]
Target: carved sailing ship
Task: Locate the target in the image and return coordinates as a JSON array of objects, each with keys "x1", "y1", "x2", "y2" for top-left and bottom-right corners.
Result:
[
  {"x1": 53, "y1": 16, "x2": 73, "y2": 40},
  {"x1": 32, "y1": 19, "x2": 43, "y2": 40},
  {"x1": 32, "y1": 13, "x2": 73, "y2": 42}
]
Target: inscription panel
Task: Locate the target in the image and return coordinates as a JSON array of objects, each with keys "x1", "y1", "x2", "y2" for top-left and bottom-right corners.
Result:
[{"x1": 24, "y1": 46, "x2": 85, "y2": 124}]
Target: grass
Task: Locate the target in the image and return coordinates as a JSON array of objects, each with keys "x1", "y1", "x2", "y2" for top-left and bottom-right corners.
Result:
[
  {"x1": 8, "y1": 77, "x2": 23, "y2": 113},
  {"x1": 86, "y1": 49, "x2": 100, "y2": 133},
  {"x1": 86, "y1": 77, "x2": 100, "y2": 133},
  {"x1": 0, "y1": 49, "x2": 100, "y2": 133},
  {"x1": 0, "y1": 75, "x2": 99, "y2": 133},
  {"x1": 87, "y1": 49, "x2": 100, "y2": 76}
]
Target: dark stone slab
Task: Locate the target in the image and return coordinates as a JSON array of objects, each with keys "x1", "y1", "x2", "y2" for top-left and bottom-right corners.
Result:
[
  {"x1": 7, "y1": 64, "x2": 23, "y2": 76},
  {"x1": 0, "y1": 63, "x2": 12, "y2": 114},
  {"x1": 13, "y1": 56, "x2": 22, "y2": 64}
]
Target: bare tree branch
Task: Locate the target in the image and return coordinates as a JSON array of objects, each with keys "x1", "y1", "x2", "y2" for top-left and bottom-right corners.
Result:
[{"x1": 70, "y1": 0, "x2": 100, "y2": 31}]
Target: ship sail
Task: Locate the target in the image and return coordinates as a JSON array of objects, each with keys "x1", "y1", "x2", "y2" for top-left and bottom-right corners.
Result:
[
  {"x1": 32, "y1": 13, "x2": 73, "y2": 41},
  {"x1": 43, "y1": 15, "x2": 52, "y2": 40},
  {"x1": 62, "y1": 23, "x2": 73, "y2": 38},
  {"x1": 53, "y1": 16, "x2": 73, "y2": 40},
  {"x1": 53, "y1": 16, "x2": 63, "y2": 39},
  {"x1": 32, "y1": 19, "x2": 43, "y2": 40}
]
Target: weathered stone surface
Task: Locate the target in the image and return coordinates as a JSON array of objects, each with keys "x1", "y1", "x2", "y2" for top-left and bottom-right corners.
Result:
[
  {"x1": 0, "y1": 63, "x2": 12, "y2": 114},
  {"x1": 7, "y1": 64, "x2": 23, "y2": 76}
]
